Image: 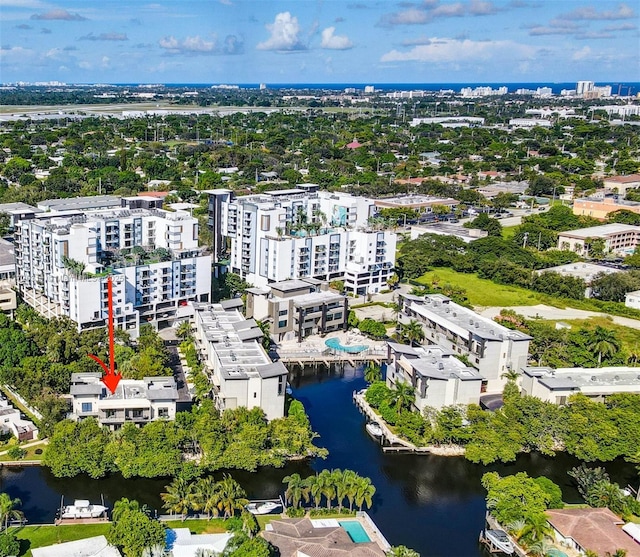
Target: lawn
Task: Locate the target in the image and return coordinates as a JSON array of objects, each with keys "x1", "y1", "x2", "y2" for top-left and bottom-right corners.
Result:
[
  {"x1": 163, "y1": 518, "x2": 227, "y2": 534},
  {"x1": 11, "y1": 524, "x2": 111, "y2": 557},
  {"x1": 416, "y1": 268, "x2": 547, "y2": 308},
  {"x1": 0, "y1": 442, "x2": 46, "y2": 462},
  {"x1": 563, "y1": 316, "x2": 640, "y2": 353},
  {"x1": 501, "y1": 225, "x2": 518, "y2": 240}
]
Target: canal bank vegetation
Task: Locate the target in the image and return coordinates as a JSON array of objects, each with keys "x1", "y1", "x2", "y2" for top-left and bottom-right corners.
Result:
[
  {"x1": 43, "y1": 399, "x2": 327, "y2": 479},
  {"x1": 364, "y1": 381, "x2": 640, "y2": 466},
  {"x1": 281, "y1": 469, "x2": 376, "y2": 514}
]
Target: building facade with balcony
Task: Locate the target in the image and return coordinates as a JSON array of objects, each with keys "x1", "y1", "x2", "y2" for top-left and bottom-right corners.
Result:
[
  {"x1": 70, "y1": 373, "x2": 179, "y2": 429},
  {"x1": 246, "y1": 278, "x2": 348, "y2": 342},
  {"x1": 192, "y1": 300, "x2": 287, "y2": 420},
  {"x1": 398, "y1": 294, "x2": 531, "y2": 392},
  {"x1": 556, "y1": 223, "x2": 640, "y2": 256},
  {"x1": 207, "y1": 188, "x2": 396, "y2": 295},
  {"x1": 386, "y1": 342, "x2": 484, "y2": 410},
  {"x1": 14, "y1": 205, "x2": 211, "y2": 335}
]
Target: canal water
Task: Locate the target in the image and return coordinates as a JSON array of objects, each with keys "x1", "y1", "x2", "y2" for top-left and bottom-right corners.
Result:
[{"x1": 1, "y1": 364, "x2": 638, "y2": 556}]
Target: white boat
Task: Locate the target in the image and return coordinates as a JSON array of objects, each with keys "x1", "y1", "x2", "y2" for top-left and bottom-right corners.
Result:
[
  {"x1": 484, "y1": 529, "x2": 515, "y2": 555},
  {"x1": 365, "y1": 421, "x2": 383, "y2": 438},
  {"x1": 59, "y1": 499, "x2": 108, "y2": 519},
  {"x1": 245, "y1": 501, "x2": 282, "y2": 515}
]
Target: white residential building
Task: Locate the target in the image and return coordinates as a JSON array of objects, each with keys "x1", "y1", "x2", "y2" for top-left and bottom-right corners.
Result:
[
  {"x1": 398, "y1": 294, "x2": 531, "y2": 392},
  {"x1": 0, "y1": 398, "x2": 38, "y2": 441},
  {"x1": 386, "y1": 342, "x2": 483, "y2": 410},
  {"x1": 69, "y1": 373, "x2": 178, "y2": 429},
  {"x1": 192, "y1": 300, "x2": 287, "y2": 420},
  {"x1": 521, "y1": 367, "x2": 640, "y2": 404},
  {"x1": 14, "y1": 204, "x2": 211, "y2": 335},
  {"x1": 625, "y1": 290, "x2": 640, "y2": 309},
  {"x1": 557, "y1": 223, "x2": 640, "y2": 256},
  {"x1": 208, "y1": 188, "x2": 396, "y2": 295}
]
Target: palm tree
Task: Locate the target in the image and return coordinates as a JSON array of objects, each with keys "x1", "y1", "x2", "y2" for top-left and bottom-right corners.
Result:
[
  {"x1": 0, "y1": 492, "x2": 23, "y2": 531},
  {"x1": 400, "y1": 319, "x2": 425, "y2": 346},
  {"x1": 175, "y1": 321, "x2": 192, "y2": 341},
  {"x1": 528, "y1": 538, "x2": 555, "y2": 557},
  {"x1": 141, "y1": 545, "x2": 167, "y2": 557},
  {"x1": 364, "y1": 361, "x2": 382, "y2": 384},
  {"x1": 193, "y1": 476, "x2": 221, "y2": 519},
  {"x1": 341, "y1": 470, "x2": 359, "y2": 512},
  {"x1": 587, "y1": 326, "x2": 621, "y2": 366},
  {"x1": 306, "y1": 474, "x2": 323, "y2": 510},
  {"x1": 161, "y1": 477, "x2": 194, "y2": 521},
  {"x1": 521, "y1": 511, "x2": 553, "y2": 545},
  {"x1": 217, "y1": 474, "x2": 248, "y2": 519},
  {"x1": 282, "y1": 473, "x2": 309, "y2": 509},
  {"x1": 354, "y1": 477, "x2": 376, "y2": 511},
  {"x1": 389, "y1": 381, "x2": 416, "y2": 415},
  {"x1": 387, "y1": 546, "x2": 420, "y2": 557},
  {"x1": 506, "y1": 519, "x2": 527, "y2": 542},
  {"x1": 317, "y1": 469, "x2": 336, "y2": 510},
  {"x1": 112, "y1": 497, "x2": 140, "y2": 523},
  {"x1": 500, "y1": 369, "x2": 520, "y2": 383}
]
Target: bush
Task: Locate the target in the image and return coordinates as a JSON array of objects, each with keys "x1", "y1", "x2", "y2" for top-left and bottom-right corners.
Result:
[
  {"x1": 0, "y1": 531, "x2": 20, "y2": 557},
  {"x1": 7, "y1": 446, "x2": 26, "y2": 460},
  {"x1": 285, "y1": 506, "x2": 306, "y2": 518},
  {"x1": 309, "y1": 508, "x2": 354, "y2": 517},
  {"x1": 378, "y1": 400, "x2": 397, "y2": 426},
  {"x1": 365, "y1": 382, "x2": 390, "y2": 409},
  {"x1": 358, "y1": 318, "x2": 387, "y2": 339}
]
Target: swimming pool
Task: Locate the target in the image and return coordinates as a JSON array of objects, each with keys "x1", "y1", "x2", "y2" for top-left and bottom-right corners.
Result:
[
  {"x1": 339, "y1": 520, "x2": 371, "y2": 543},
  {"x1": 325, "y1": 337, "x2": 368, "y2": 353}
]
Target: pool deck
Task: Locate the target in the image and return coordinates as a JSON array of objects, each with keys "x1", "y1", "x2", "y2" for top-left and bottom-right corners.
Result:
[{"x1": 275, "y1": 331, "x2": 387, "y2": 367}]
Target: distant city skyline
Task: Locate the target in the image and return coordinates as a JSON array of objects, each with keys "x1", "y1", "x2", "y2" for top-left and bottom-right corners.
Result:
[{"x1": 1, "y1": 0, "x2": 639, "y2": 84}]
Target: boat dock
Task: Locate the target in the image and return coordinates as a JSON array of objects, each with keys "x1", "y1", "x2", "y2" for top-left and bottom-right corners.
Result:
[
  {"x1": 353, "y1": 391, "x2": 431, "y2": 454},
  {"x1": 479, "y1": 513, "x2": 526, "y2": 556},
  {"x1": 276, "y1": 348, "x2": 386, "y2": 368}
]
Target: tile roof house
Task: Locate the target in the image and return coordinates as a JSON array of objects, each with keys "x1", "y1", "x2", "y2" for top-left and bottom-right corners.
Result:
[
  {"x1": 262, "y1": 517, "x2": 386, "y2": 557},
  {"x1": 546, "y1": 507, "x2": 640, "y2": 557}
]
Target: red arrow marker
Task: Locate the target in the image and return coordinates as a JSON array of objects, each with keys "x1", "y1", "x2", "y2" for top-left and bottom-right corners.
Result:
[{"x1": 88, "y1": 275, "x2": 121, "y2": 395}]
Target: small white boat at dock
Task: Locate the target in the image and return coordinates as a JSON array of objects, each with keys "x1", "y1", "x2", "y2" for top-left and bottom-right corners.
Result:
[
  {"x1": 59, "y1": 499, "x2": 108, "y2": 519},
  {"x1": 245, "y1": 501, "x2": 282, "y2": 515},
  {"x1": 365, "y1": 421, "x2": 383, "y2": 439}
]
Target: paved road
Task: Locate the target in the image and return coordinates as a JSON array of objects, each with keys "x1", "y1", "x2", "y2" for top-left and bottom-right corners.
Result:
[
  {"x1": 480, "y1": 304, "x2": 640, "y2": 331},
  {"x1": 166, "y1": 345, "x2": 192, "y2": 403}
]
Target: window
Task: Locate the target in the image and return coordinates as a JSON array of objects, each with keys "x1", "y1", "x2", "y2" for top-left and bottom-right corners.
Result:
[
  {"x1": 81, "y1": 402, "x2": 92, "y2": 413},
  {"x1": 278, "y1": 375, "x2": 285, "y2": 396},
  {"x1": 253, "y1": 392, "x2": 257, "y2": 399},
  {"x1": 131, "y1": 409, "x2": 143, "y2": 418},
  {"x1": 158, "y1": 407, "x2": 169, "y2": 418},
  {"x1": 278, "y1": 309, "x2": 288, "y2": 316},
  {"x1": 105, "y1": 409, "x2": 116, "y2": 418},
  {"x1": 278, "y1": 319, "x2": 287, "y2": 328}
]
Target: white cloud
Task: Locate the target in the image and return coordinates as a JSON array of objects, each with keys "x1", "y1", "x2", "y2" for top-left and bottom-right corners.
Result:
[
  {"x1": 257, "y1": 12, "x2": 306, "y2": 51},
  {"x1": 79, "y1": 32, "x2": 128, "y2": 42},
  {"x1": 181, "y1": 35, "x2": 215, "y2": 52},
  {"x1": 380, "y1": 37, "x2": 535, "y2": 63},
  {"x1": 572, "y1": 46, "x2": 591, "y2": 60},
  {"x1": 379, "y1": 0, "x2": 498, "y2": 26},
  {"x1": 320, "y1": 27, "x2": 353, "y2": 50},
  {"x1": 159, "y1": 34, "x2": 242, "y2": 55},
  {"x1": 558, "y1": 3, "x2": 636, "y2": 21},
  {"x1": 78, "y1": 60, "x2": 92, "y2": 69},
  {"x1": 30, "y1": 8, "x2": 87, "y2": 21}
]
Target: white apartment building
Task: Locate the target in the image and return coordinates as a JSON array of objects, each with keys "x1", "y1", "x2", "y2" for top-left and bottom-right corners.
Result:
[
  {"x1": 70, "y1": 373, "x2": 178, "y2": 429},
  {"x1": 386, "y1": 342, "x2": 483, "y2": 410},
  {"x1": 192, "y1": 300, "x2": 287, "y2": 420},
  {"x1": 557, "y1": 223, "x2": 640, "y2": 257},
  {"x1": 398, "y1": 294, "x2": 531, "y2": 392},
  {"x1": 14, "y1": 204, "x2": 211, "y2": 335},
  {"x1": 208, "y1": 188, "x2": 396, "y2": 295},
  {"x1": 521, "y1": 367, "x2": 640, "y2": 405}
]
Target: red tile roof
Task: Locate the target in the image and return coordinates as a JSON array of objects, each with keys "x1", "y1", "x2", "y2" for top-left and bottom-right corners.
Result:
[{"x1": 546, "y1": 508, "x2": 640, "y2": 557}]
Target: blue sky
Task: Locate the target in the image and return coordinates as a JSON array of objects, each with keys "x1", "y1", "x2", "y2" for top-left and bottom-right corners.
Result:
[{"x1": 1, "y1": 0, "x2": 639, "y2": 84}]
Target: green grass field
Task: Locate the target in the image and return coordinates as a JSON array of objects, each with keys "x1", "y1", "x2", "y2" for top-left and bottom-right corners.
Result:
[
  {"x1": 501, "y1": 225, "x2": 518, "y2": 240},
  {"x1": 163, "y1": 518, "x2": 228, "y2": 533},
  {"x1": 11, "y1": 524, "x2": 111, "y2": 557},
  {"x1": 416, "y1": 268, "x2": 547, "y2": 307}
]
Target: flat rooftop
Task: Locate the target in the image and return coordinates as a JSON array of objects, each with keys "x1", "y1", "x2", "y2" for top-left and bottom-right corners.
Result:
[
  {"x1": 292, "y1": 291, "x2": 344, "y2": 307},
  {"x1": 0, "y1": 202, "x2": 41, "y2": 215},
  {"x1": 559, "y1": 223, "x2": 640, "y2": 238},
  {"x1": 524, "y1": 366, "x2": 640, "y2": 390},
  {"x1": 535, "y1": 262, "x2": 620, "y2": 281},
  {"x1": 402, "y1": 293, "x2": 531, "y2": 342},
  {"x1": 375, "y1": 194, "x2": 457, "y2": 207},
  {"x1": 0, "y1": 238, "x2": 15, "y2": 269},
  {"x1": 390, "y1": 343, "x2": 483, "y2": 381},
  {"x1": 37, "y1": 195, "x2": 121, "y2": 212}
]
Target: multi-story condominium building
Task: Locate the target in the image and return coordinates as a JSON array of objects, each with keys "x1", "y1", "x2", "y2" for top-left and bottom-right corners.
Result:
[
  {"x1": 557, "y1": 223, "x2": 640, "y2": 256},
  {"x1": 192, "y1": 300, "x2": 287, "y2": 420},
  {"x1": 573, "y1": 196, "x2": 640, "y2": 221},
  {"x1": 14, "y1": 203, "x2": 212, "y2": 335},
  {"x1": 602, "y1": 174, "x2": 640, "y2": 197},
  {"x1": 69, "y1": 373, "x2": 179, "y2": 429},
  {"x1": 398, "y1": 294, "x2": 531, "y2": 392},
  {"x1": 246, "y1": 278, "x2": 348, "y2": 342},
  {"x1": 386, "y1": 342, "x2": 483, "y2": 410},
  {"x1": 207, "y1": 188, "x2": 396, "y2": 295},
  {"x1": 521, "y1": 367, "x2": 640, "y2": 405}
]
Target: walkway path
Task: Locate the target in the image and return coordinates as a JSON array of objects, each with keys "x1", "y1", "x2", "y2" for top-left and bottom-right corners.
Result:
[{"x1": 480, "y1": 304, "x2": 640, "y2": 331}]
